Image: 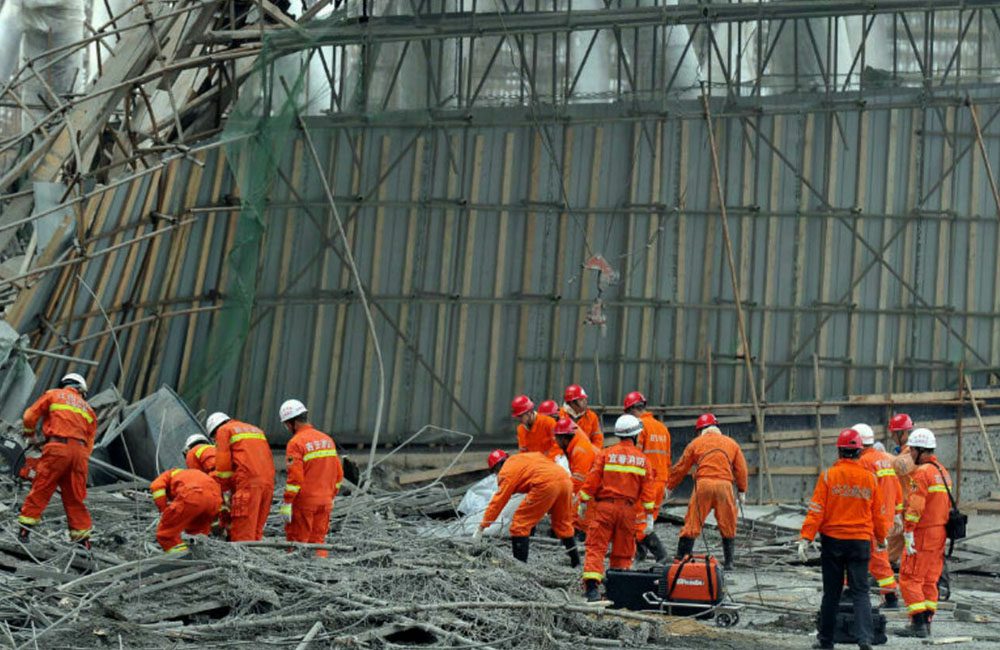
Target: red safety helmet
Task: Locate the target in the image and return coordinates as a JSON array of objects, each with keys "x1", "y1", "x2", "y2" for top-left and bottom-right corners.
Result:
[
  {"x1": 554, "y1": 417, "x2": 576, "y2": 435},
  {"x1": 836, "y1": 428, "x2": 864, "y2": 450},
  {"x1": 564, "y1": 384, "x2": 587, "y2": 403},
  {"x1": 487, "y1": 449, "x2": 509, "y2": 470},
  {"x1": 623, "y1": 391, "x2": 646, "y2": 410},
  {"x1": 695, "y1": 413, "x2": 718, "y2": 430},
  {"x1": 510, "y1": 395, "x2": 534, "y2": 417},
  {"x1": 888, "y1": 413, "x2": 913, "y2": 433},
  {"x1": 538, "y1": 400, "x2": 560, "y2": 417}
]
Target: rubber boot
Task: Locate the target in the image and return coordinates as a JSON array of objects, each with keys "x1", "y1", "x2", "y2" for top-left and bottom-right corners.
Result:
[
  {"x1": 584, "y1": 579, "x2": 602, "y2": 603},
  {"x1": 511, "y1": 536, "x2": 530, "y2": 563},
  {"x1": 635, "y1": 537, "x2": 649, "y2": 562},
  {"x1": 895, "y1": 611, "x2": 929, "y2": 638},
  {"x1": 560, "y1": 537, "x2": 580, "y2": 568},
  {"x1": 575, "y1": 529, "x2": 586, "y2": 543},
  {"x1": 645, "y1": 532, "x2": 669, "y2": 564},
  {"x1": 75, "y1": 537, "x2": 92, "y2": 551},
  {"x1": 722, "y1": 537, "x2": 736, "y2": 570},
  {"x1": 675, "y1": 536, "x2": 695, "y2": 560},
  {"x1": 17, "y1": 524, "x2": 32, "y2": 543},
  {"x1": 882, "y1": 592, "x2": 899, "y2": 609}
]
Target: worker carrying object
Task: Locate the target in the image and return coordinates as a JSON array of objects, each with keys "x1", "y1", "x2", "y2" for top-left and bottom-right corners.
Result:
[
  {"x1": 561, "y1": 384, "x2": 603, "y2": 448},
  {"x1": 855, "y1": 422, "x2": 903, "y2": 609},
  {"x1": 475, "y1": 450, "x2": 578, "y2": 567},
  {"x1": 280, "y1": 399, "x2": 343, "y2": 558},
  {"x1": 886, "y1": 413, "x2": 915, "y2": 563},
  {"x1": 625, "y1": 391, "x2": 671, "y2": 564},
  {"x1": 896, "y1": 428, "x2": 953, "y2": 639},
  {"x1": 799, "y1": 428, "x2": 888, "y2": 650},
  {"x1": 150, "y1": 468, "x2": 223, "y2": 554},
  {"x1": 511, "y1": 395, "x2": 560, "y2": 458},
  {"x1": 207, "y1": 411, "x2": 275, "y2": 542},
  {"x1": 666, "y1": 413, "x2": 748, "y2": 570},
  {"x1": 580, "y1": 414, "x2": 657, "y2": 603},
  {"x1": 17, "y1": 373, "x2": 96, "y2": 548},
  {"x1": 553, "y1": 416, "x2": 597, "y2": 534}
]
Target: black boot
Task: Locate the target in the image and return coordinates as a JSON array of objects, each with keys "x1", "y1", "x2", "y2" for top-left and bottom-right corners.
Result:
[
  {"x1": 74, "y1": 537, "x2": 92, "y2": 551},
  {"x1": 895, "y1": 611, "x2": 929, "y2": 638},
  {"x1": 635, "y1": 537, "x2": 649, "y2": 562},
  {"x1": 560, "y1": 537, "x2": 580, "y2": 568},
  {"x1": 511, "y1": 536, "x2": 530, "y2": 563},
  {"x1": 722, "y1": 537, "x2": 736, "y2": 570},
  {"x1": 584, "y1": 579, "x2": 601, "y2": 602},
  {"x1": 645, "y1": 532, "x2": 669, "y2": 564},
  {"x1": 675, "y1": 536, "x2": 695, "y2": 560},
  {"x1": 882, "y1": 592, "x2": 899, "y2": 609},
  {"x1": 17, "y1": 524, "x2": 32, "y2": 543}
]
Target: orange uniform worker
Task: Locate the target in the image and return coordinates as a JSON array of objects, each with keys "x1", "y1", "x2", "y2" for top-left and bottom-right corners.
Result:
[
  {"x1": 150, "y1": 468, "x2": 223, "y2": 553},
  {"x1": 207, "y1": 411, "x2": 275, "y2": 542},
  {"x1": 855, "y1": 422, "x2": 904, "y2": 609},
  {"x1": 475, "y1": 450, "x2": 578, "y2": 567},
  {"x1": 579, "y1": 414, "x2": 658, "y2": 603},
  {"x1": 17, "y1": 373, "x2": 97, "y2": 547},
  {"x1": 561, "y1": 384, "x2": 603, "y2": 448},
  {"x1": 512, "y1": 395, "x2": 561, "y2": 458},
  {"x1": 798, "y1": 429, "x2": 888, "y2": 650},
  {"x1": 279, "y1": 399, "x2": 343, "y2": 558},
  {"x1": 184, "y1": 433, "x2": 217, "y2": 473},
  {"x1": 896, "y1": 429, "x2": 953, "y2": 639},
  {"x1": 537, "y1": 400, "x2": 560, "y2": 422},
  {"x1": 887, "y1": 413, "x2": 916, "y2": 563},
  {"x1": 666, "y1": 413, "x2": 748, "y2": 570},
  {"x1": 553, "y1": 417, "x2": 597, "y2": 532},
  {"x1": 625, "y1": 391, "x2": 671, "y2": 563}
]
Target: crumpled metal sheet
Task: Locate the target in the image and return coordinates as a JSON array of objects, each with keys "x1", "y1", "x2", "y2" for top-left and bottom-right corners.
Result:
[{"x1": 0, "y1": 320, "x2": 35, "y2": 425}]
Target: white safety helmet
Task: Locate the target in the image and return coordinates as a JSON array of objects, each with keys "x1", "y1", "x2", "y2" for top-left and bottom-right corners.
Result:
[
  {"x1": 184, "y1": 433, "x2": 210, "y2": 453},
  {"x1": 907, "y1": 428, "x2": 936, "y2": 450},
  {"x1": 852, "y1": 423, "x2": 875, "y2": 446},
  {"x1": 279, "y1": 399, "x2": 308, "y2": 423},
  {"x1": 614, "y1": 414, "x2": 643, "y2": 438},
  {"x1": 205, "y1": 412, "x2": 231, "y2": 436},
  {"x1": 60, "y1": 372, "x2": 88, "y2": 393}
]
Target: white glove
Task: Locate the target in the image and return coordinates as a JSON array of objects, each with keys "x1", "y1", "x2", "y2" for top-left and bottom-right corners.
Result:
[
  {"x1": 876, "y1": 538, "x2": 888, "y2": 553},
  {"x1": 903, "y1": 531, "x2": 917, "y2": 555},
  {"x1": 738, "y1": 492, "x2": 746, "y2": 506},
  {"x1": 797, "y1": 538, "x2": 810, "y2": 562},
  {"x1": 889, "y1": 514, "x2": 903, "y2": 537},
  {"x1": 472, "y1": 527, "x2": 484, "y2": 541},
  {"x1": 644, "y1": 515, "x2": 654, "y2": 536},
  {"x1": 663, "y1": 489, "x2": 672, "y2": 501},
  {"x1": 279, "y1": 503, "x2": 292, "y2": 524},
  {"x1": 577, "y1": 502, "x2": 588, "y2": 519}
]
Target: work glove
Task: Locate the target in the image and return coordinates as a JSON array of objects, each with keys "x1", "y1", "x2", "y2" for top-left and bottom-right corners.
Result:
[
  {"x1": 472, "y1": 527, "x2": 484, "y2": 541},
  {"x1": 577, "y1": 502, "x2": 588, "y2": 519},
  {"x1": 279, "y1": 503, "x2": 292, "y2": 524},
  {"x1": 797, "y1": 538, "x2": 811, "y2": 562},
  {"x1": 889, "y1": 514, "x2": 903, "y2": 537},
  {"x1": 903, "y1": 531, "x2": 917, "y2": 555},
  {"x1": 738, "y1": 492, "x2": 746, "y2": 506},
  {"x1": 875, "y1": 538, "x2": 888, "y2": 553},
  {"x1": 220, "y1": 493, "x2": 231, "y2": 514},
  {"x1": 644, "y1": 514, "x2": 654, "y2": 536}
]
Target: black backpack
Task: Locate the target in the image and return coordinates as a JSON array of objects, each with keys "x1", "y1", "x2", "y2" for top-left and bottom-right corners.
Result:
[{"x1": 929, "y1": 462, "x2": 967, "y2": 557}]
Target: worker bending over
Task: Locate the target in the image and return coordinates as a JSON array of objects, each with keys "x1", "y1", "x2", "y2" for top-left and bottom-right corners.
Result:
[
  {"x1": 207, "y1": 412, "x2": 275, "y2": 542},
  {"x1": 625, "y1": 391, "x2": 671, "y2": 563},
  {"x1": 798, "y1": 429, "x2": 887, "y2": 650},
  {"x1": 855, "y1": 423, "x2": 903, "y2": 608},
  {"x1": 666, "y1": 413, "x2": 748, "y2": 570},
  {"x1": 280, "y1": 399, "x2": 343, "y2": 558},
  {"x1": 18, "y1": 373, "x2": 97, "y2": 547},
  {"x1": 151, "y1": 468, "x2": 222, "y2": 553},
  {"x1": 553, "y1": 416, "x2": 596, "y2": 535},
  {"x1": 896, "y1": 429, "x2": 953, "y2": 639},
  {"x1": 184, "y1": 434, "x2": 217, "y2": 473},
  {"x1": 475, "y1": 450, "x2": 578, "y2": 567},
  {"x1": 511, "y1": 395, "x2": 560, "y2": 458},
  {"x1": 561, "y1": 384, "x2": 603, "y2": 448},
  {"x1": 579, "y1": 415, "x2": 657, "y2": 602}
]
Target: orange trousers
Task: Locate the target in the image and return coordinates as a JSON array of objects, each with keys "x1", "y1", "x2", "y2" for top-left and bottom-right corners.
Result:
[
  {"x1": 510, "y1": 480, "x2": 574, "y2": 538},
  {"x1": 900, "y1": 527, "x2": 947, "y2": 619},
  {"x1": 635, "y1": 479, "x2": 667, "y2": 541},
  {"x1": 869, "y1": 538, "x2": 897, "y2": 594},
  {"x1": 285, "y1": 501, "x2": 334, "y2": 558},
  {"x1": 19, "y1": 440, "x2": 92, "y2": 540},
  {"x1": 229, "y1": 481, "x2": 274, "y2": 542},
  {"x1": 157, "y1": 488, "x2": 222, "y2": 552},
  {"x1": 680, "y1": 479, "x2": 737, "y2": 539},
  {"x1": 583, "y1": 500, "x2": 636, "y2": 582}
]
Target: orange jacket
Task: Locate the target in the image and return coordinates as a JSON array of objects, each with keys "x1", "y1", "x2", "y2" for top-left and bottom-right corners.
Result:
[
  {"x1": 564, "y1": 430, "x2": 597, "y2": 492},
  {"x1": 151, "y1": 468, "x2": 222, "y2": 512},
  {"x1": 579, "y1": 441, "x2": 657, "y2": 511},
  {"x1": 666, "y1": 429, "x2": 748, "y2": 492},
  {"x1": 23, "y1": 387, "x2": 97, "y2": 447},
  {"x1": 637, "y1": 412, "x2": 671, "y2": 484},
  {"x1": 904, "y1": 457, "x2": 953, "y2": 532},
  {"x1": 801, "y1": 458, "x2": 888, "y2": 542},
  {"x1": 214, "y1": 419, "x2": 275, "y2": 489},
  {"x1": 283, "y1": 425, "x2": 343, "y2": 506},
  {"x1": 481, "y1": 452, "x2": 570, "y2": 528},
  {"x1": 185, "y1": 443, "x2": 217, "y2": 474},
  {"x1": 561, "y1": 405, "x2": 603, "y2": 448},
  {"x1": 516, "y1": 415, "x2": 560, "y2": 458},
  {"x1": 860, "y1": 446, "x2": 903, "y2": 526}
]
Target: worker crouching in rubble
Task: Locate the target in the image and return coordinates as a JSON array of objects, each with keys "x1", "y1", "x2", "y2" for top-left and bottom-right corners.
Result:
[
  {"x1": 474, "y1": 450, "x2": 579, "y2": 567},
  {"x1": 798, "y1": 429, "x2": 888, "y2": 650},
  {"x1": 279, "y1": 399, "x2": 343, "y2": 558},
  {"x1": 150, "y1": 468, "x2": 223, "y2": 554},
  {"x1": 579, "y1": 415, "x2": 657, "y2": 603},
  {"x1": 206, "y1": 411, "x2": 275, "y2": 542}
]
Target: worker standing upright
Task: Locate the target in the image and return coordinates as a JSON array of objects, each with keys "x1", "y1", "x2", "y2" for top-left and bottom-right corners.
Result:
[
  {"x1": 896, "y1": 429, "x2": 953, "y2": 639},
  {"x1": 553, "y1": 416, "x2": 597, "y2": 534},
  {"x1": 625, "y1": 391, "x2": 670, "y2": 563},
  {"x1": 561, "y1": 384, "x2": 603, "y2": 448},
  {"x1": 207, "y1": 412, "x2": 275, "y2": 542},
  {"x1": 512, "y1": 395, "x2": 560, "y2": 458},
  {"x1": 666, "y1": 413, "x2": 748, "y2": 570},
  {"x1": 150, "y1": 468, "x2": 223, "y2": 554},
  {"x1": 798, "y1": 429, "x2": 888, "y2": 650},
  {"x1": 855, "y1": 422, "x2": 903, "y2": 609},
  {"x1": 886, "y1": 413, "x2": 915, "y2": 563},
  {"x1": 17, "y1": 373, "x2": 97, "y2": 547},
  {"x1": 579, "y1": 415, "x2": 657, "y2": 602},
  {"x1": 279, "y1": 399, "x2": 343, "y2": 558}
]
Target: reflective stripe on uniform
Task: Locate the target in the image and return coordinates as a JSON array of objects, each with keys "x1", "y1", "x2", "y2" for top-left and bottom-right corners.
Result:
[
  {"x1": 582, "y1": 571, "x2": 604, "y2": 581},
  {"x1": 907, "y1": 601, "x2": 927, "y2": 613},
  {"x1": 905, "y1": 513, "x2": 920, "y2": 522},
  {"x1": 194, "y1": 445, "x2": 211, "y2": 459},
  {"x1": 579, "y1": 491, "x2": 592, "y2": 502},
  {"x1": 151, "y1": 489, "x2": 167, "y2": 499},
  {"x1": 875, "y1": 468, "x2": 896, "y2": 477},
  {"x1": 49, "y1": 403, "x2": 94, "y2": 423},
  {"x1": 170, "y1": 469, "x2": 182, "y2": 477},
  {"x1": 303, "y1": 448, "x2": 338, "y2": 462},
  {"x1": 877, "y1": 576, "x2": 896, "y2": 587},
  {"x1": 216, "y1": 471, "x2": 233, "y2": 478},
  {"x1": 928, "y1": 485, "x2": 947, "y2": 493},
  {"x1": 604, "y1": 464, "x2": 646, "y2": 476},
  {"x1": 925, "y1": 601, "x2": 938, "y2": 611},
  {"x1": 335, "y1": 481, "x2": 343, "y2": 489},
  {"x1": 18, "y1": 515, "x2": 40, "y2": 525},
  {"x1": 808, "y1": 501, "x2": 822, "y2": 513},
  {"x1": 571, "y1": 472, "x2": 586, "y2": 482},
  {"x1": 230, "y1": 432, "x2": 267, "y2": 443},
  {"x1": 166, "y1": 543, "x2": 188, "y2": 554},
  {"x1": 284, "y1": 484, "x2": 301, "y2": 494},
  {"x1": 644, "y1": 449, "x2": 670, "y2": 455},
  {"x1": 69, "y1": 528, "x2": 91, "y2": 540},
  {"x1": 895, "y1": 504, "x2": 904, "y2": 511},
  {"x1": 641, "y1": 501, "x2": 655, "y2": 509}
]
